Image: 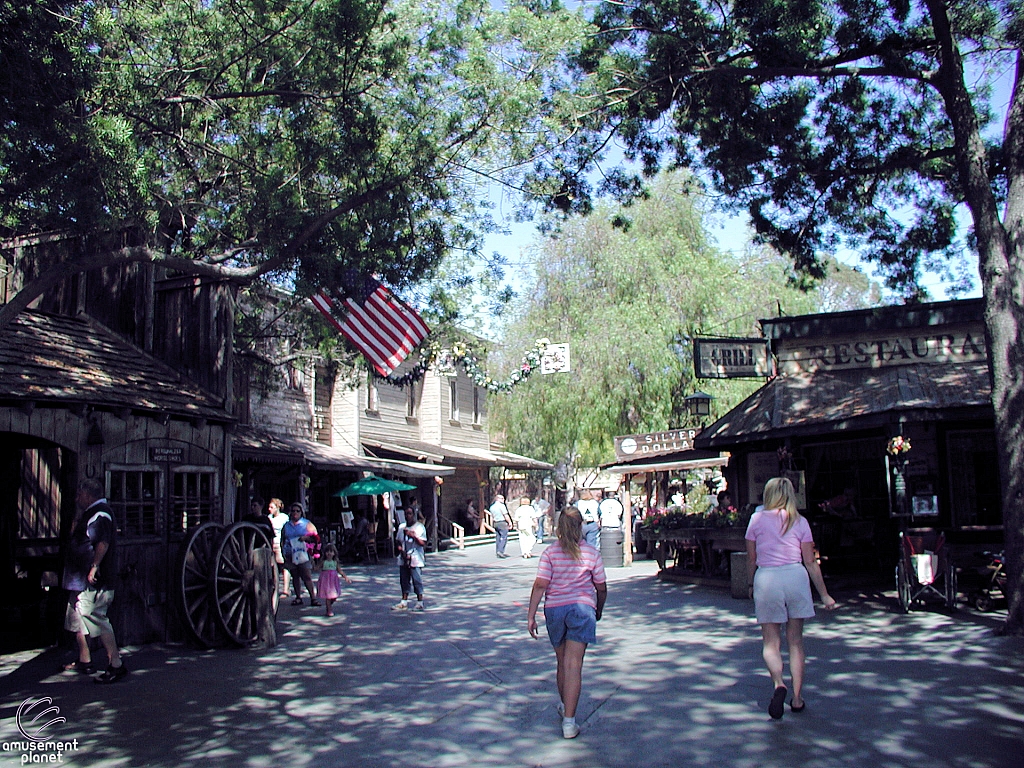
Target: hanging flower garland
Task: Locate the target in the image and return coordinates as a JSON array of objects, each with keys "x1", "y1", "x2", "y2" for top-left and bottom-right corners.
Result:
[
  {"x1": 375, "y1": 339, "x2": 550, "y2": 393},
  {"x1": 457, "y1": 338, "x2": 549, "y2": 393}
]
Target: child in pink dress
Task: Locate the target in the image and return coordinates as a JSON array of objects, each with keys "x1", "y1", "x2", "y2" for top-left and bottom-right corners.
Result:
[{"x1": 316, "y1": 543, "x2": 352, "y2": 617}]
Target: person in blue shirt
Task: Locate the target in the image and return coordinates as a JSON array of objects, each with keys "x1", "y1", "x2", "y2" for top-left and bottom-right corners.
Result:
[{"x1": 281, "y1": 502, "x2": 320, "y2": 606}]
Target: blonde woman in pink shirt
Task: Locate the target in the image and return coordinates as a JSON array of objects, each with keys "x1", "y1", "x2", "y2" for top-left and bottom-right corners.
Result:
[
  {"x1": 745, "y1": 476, "x2": 838, "y2": 719},
  {"x1": 527, "y1": 507, "x2": 608, "y2": 740}
]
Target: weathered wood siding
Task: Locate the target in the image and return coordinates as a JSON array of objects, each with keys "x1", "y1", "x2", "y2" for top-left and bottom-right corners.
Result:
[
  {"x1": 439, "y1": 468, "x2": 488, "y2": 528},
  {"x1": 2, "y1": 404, "x2": 230, "y2": 646},
  {"x1": 250, "y1": 387, "x2": 312, "y2": 437},
  {"x1": 419, "y1": 373, "x2": 443, "y2": 445},
  {"x1": 359, "y1": 376, "x2": 416, "y2": 444},
  {"x1": 153, "y1": 276, "x2": 234, "y2": 401},
  {"x1": 439, "y1": 375, "x2": 489, "y2": 451},
  {"x1": 331, "y1": 383, "x2": 362, "y2": 455}
]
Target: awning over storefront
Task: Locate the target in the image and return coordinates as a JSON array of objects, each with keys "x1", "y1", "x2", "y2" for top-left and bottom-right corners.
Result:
[
  {"x1": 234, "y1": 426, "x2": 455, "y2": 476},
  {"x1": 696, "y1": 361, "x2": 992, "y2": 448},
  {"x1": 604, "y1": 450, "x2": 730, "y2": 475},
  {"x1": 362, "y1": 438, "x2": 553, "y2": 471},
  {"x1": 232, "y1": 425, "x2": 306, "y2": 464}
]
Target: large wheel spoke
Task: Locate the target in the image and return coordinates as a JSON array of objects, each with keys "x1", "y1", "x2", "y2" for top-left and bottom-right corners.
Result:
[
  {"x1": 177, "y1": 523, "x2": 227, "y2": 649},
  {"x1": 211, "y1": 522, "x2": 270, "y2": 646}
]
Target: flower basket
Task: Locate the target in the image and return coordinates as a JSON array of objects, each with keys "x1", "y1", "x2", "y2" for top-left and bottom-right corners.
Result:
[{"x1": 640, "y1": 506, "x2": 740, "y2": 539}]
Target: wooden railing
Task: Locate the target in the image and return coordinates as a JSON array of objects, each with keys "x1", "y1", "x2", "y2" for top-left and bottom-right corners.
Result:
[
  {"x1": 481, "y1": 510, "x2": 495, "y2": 534},
  {"x1": 438, "y1": 516, "x2": 466, "y2": 550}
]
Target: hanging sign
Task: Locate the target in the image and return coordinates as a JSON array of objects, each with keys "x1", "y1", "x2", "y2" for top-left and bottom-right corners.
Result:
[
  {"x1": 541, "y1": 343, "x2": 570, "y2": 374},
  {"x1": 613, "y1": 428, "x2": 699, "y2": 462},
  {"x1": 695, "y1": 337, "x2": 771, "y2": 379}
]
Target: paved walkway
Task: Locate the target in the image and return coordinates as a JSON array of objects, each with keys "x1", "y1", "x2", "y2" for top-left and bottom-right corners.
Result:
[{"x1": 2, "y1": 541, "x2": 1022, "y2": 768}]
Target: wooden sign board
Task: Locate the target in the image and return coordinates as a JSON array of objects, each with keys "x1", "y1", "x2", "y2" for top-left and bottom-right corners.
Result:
[
  {"x1": 541, "y1": 343, "x2": 570, "y2": 374},
  {"x1": 613, "y1": 428, "x2": 699, "y2": 462},
  {"x1": 695, "y1": 337, "x2": 771, "y2": 379},
  {"x1": 149, "y1": 446, "x2": 184, "y2": 463}
]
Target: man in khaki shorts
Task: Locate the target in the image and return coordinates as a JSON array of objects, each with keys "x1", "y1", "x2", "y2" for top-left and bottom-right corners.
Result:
[{"x1": 62, "y1": 477, "x2": 128, "y2": 683}]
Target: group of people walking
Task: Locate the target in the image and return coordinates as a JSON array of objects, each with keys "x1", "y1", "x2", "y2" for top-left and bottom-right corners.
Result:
[
  {"x1": 486, "y1": 493, "x2": 553, "y2": 558},
  {"x1": 61, "y1": 475, "x2": 836, "y2": 738}
]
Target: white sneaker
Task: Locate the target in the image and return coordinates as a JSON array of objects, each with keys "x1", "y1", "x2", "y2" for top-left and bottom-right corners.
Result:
[
  {"x1": 391, "y1": 601, "x2": 408, "y2": 611},
  {"x1": 413, "y1": 601, "x2": 425, "y2": 611},
  {"x1": 562, "y1": 721, "x2": 580, "y2": 739}
]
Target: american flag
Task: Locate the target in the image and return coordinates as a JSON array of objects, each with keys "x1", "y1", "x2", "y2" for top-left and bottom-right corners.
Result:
[{"x1": 310, "y1": 279, "x2": 430, "y2": 377}]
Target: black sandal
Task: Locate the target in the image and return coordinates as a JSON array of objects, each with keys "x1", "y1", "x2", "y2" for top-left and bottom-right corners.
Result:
[
  {"x1": 769, "y1": 686, "x2": 787, "y2": 719},
  {"x1": 63, "y1": 660, "x2": 95, "y2": 674},
  {"x1": 290, "y1": 597, "x2": 303, "y2": 605},
  {"x1": 309, "y1": 600, "x2": 322, "y2": 607}
]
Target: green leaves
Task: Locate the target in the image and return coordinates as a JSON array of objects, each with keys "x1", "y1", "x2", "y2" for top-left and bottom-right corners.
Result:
[
  {"x1": 535, "y1": 0, "x2": 1014, "y2": 298},
  {"x1": 490, "y1": 172, "x2": 837, "y2": 467},
  {"x1": 2, "y1": 0, "x2": 592, "y2": 329}
]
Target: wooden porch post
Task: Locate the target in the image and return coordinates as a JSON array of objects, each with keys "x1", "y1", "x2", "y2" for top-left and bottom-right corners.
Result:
[{"x1": 621, "y1": 474, "x2": 633, "y2": 566}]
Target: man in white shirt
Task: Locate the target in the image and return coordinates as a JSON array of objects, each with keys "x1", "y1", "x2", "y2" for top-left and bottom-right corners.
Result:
[
  {"x1": 599, "y1": 493, "x2": 624, "y2": 529},
  {"x1": 533, "y1": 496, "x2": 552, "y2": 541},
  {"x1": 392, "y1": 507, "x2": 428, "y2": 611},
  {"x1": 489, "y1": 494, "x2": 512, "y2": 558},
  {"x1": 577, "y1": 489, "x2": 601, "y2": 549}
]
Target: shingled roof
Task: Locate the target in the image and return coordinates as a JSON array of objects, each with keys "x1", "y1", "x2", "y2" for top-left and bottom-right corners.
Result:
[
  {"x1": 696, "y1": 361, "x2": 992, "y2": 447},
  {"x1": 0, "y1": 310, "x2": 229, "y2": 419}
]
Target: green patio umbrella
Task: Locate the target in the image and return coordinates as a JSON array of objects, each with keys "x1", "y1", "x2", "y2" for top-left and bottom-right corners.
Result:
[{"x1": 334, "y1": 474, "x2": 416, "y2": 497}]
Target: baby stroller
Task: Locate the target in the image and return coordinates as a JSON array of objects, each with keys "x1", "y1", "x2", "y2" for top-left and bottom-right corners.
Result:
[
  {"x1": 896, "y1": 529, "x2": 957, "y2": 612},
  {"x1": 968, "y1": 551, "x2": 1007, "y2": 612}
]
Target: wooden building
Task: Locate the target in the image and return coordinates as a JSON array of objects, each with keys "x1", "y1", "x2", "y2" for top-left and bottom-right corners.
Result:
[
  {"x1": 228, "y1": 292, "x2": 550, "y2": 550},
  {"x1": 1, "y1": 231, "x2": 235, "y2": 650},
  {"x1": 694, "y1": 298, "x2": 1001, "y2": 574},
  {"x1": 343, "y1": 359, "x2": 553, "y2": 538}
]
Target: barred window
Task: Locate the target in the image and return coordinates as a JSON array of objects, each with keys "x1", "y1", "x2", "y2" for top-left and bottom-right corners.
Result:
[
  {"x1": 107, "y1": 470, "x2": 161, "y2": 538},
  {"x1": 171, "y1": 469, "x2": 218, "y2": 532}
]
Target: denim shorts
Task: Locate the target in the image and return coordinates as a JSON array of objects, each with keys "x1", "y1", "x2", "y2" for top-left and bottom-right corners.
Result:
[{"x1": 545, "y1": 603, "x2": 597, "y2": 647}]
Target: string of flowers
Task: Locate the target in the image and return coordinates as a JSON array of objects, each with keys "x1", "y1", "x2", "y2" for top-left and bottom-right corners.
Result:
[{"x1": 375, "y1": 338, "x2": 550, "y2": 393}]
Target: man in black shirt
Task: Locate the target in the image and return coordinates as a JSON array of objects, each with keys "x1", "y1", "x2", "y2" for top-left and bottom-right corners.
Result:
[{"x1": 62, "y1": 477, "x2": 128, "y2": 683}]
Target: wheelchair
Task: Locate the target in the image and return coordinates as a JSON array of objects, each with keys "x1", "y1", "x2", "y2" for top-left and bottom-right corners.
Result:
[{"x1": 896, "y1": 529, "x2": 957, "y2": 612}]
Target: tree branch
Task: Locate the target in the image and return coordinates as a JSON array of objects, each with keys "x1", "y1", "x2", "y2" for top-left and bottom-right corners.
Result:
[{"x1": 0, "y1": 175, "x2": 411, "y2": 331}]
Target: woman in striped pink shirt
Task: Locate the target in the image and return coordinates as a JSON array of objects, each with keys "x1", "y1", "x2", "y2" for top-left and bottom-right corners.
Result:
[{"x1": 527, "y1": 507, "x2": 608, "y2": 739}]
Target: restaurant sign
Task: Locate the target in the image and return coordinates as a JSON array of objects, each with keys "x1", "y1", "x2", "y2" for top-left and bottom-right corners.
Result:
[
  {"x1": 778, "y1": 327, "x2": 988, "y2": 373},
  {"x1": 614, "y1": 428, "x2": 700, "y2": 462},
  {"x1": 694, "y1": 337, "x2": 771, "y2": 379}
]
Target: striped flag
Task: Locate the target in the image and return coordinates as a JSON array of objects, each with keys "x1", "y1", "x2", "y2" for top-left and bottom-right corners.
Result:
[{"x1": 310, "y1": 279, "x2": 430, "y2": 377}]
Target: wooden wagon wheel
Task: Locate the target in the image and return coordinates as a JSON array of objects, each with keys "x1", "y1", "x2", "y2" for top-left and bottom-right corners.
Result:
[
  {"x1": 177, "y1": 522, "x2": 229, "y2": 648},
  {"x1": 211, "y1": 521, "x2": 276, "y2": 646}
]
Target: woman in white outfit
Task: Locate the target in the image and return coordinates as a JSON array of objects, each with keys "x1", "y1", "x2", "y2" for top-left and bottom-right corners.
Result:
[{"x1": 515, "y1": 497, "x2": 537, "y2": 558}]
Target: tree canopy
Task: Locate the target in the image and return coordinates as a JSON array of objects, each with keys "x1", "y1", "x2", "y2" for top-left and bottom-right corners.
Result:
[
  {"x1": 0, "y1": 0, "x2": 588, "y2": 326},
  {"x1": 490, "y1": 172, "x2": 878, "y2": 469},
  {"x1": 540, "y1": 0, "x2": 1024, "y2": 631}
]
